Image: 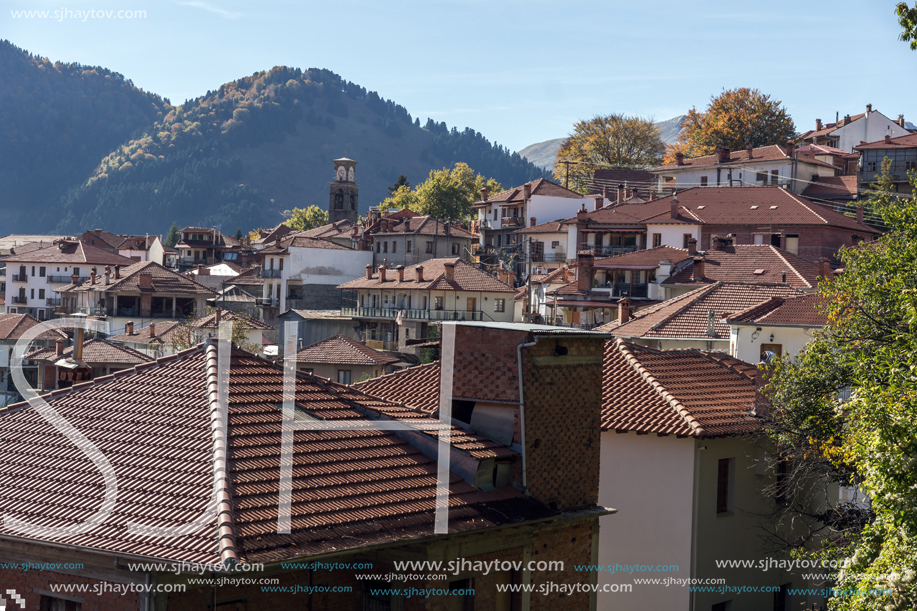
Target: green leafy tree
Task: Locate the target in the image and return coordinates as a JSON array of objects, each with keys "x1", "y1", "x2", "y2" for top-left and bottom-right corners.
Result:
[
  {"x1": 164, "y1": 222, "x2": 181, "y2": 248},
  {"x1": 379, "y1": 163, "x2": 501, "y2": 221},
  {"x1": 283, "y1": 205, "x2": 329, "y2": 231},
  {"x1": 169, "y1": 307, "x2": 261, "y2": 354},
  {"x1": 234, "y1": 228, "x2": 243, "y2": 240},
  {"x1": 553, "y1": 113, "x2": 664, "y2": 193},
  {"x1": 764, "y1": 161, "x2": 917, "y2": 610},
  {"x1": 379, "y1": 185, "x2": 420, "y2": 215},
  {"x1": 665, "y1": 88, "x2": 796, "y2": 163},
  {"x1": 388, "y1": 174, "x2": 411, "y2": 194},
  {"x1": 898, "y1": 2, "x2": 917, "y2": 49}
]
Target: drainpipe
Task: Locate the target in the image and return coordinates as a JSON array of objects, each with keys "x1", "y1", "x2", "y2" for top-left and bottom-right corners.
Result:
[
  {"x1": 689, "y1": 443, "x2": 707, "y2": 611},
  {"x1": 516, "y1": 338, "x2": 538, "y2": 491}
]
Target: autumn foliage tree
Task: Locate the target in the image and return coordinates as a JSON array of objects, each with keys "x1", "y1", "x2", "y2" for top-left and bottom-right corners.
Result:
[
  {"x1": 283, "y1": 205, "x2": 329, "y2": 231},
  {"x1": 553, "y1": 113, "x2": 664, "y2": 193},
  {"x1": 378, "y1": 163, "x2": 501, "y2": 221},
  {"x1": 665, "y1": 88, "x2": 796, "y2": 163}
]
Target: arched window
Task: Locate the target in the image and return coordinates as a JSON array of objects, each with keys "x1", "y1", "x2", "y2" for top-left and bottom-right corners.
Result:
[{"x1": 334, "y1": 189, "x2": 344, "y2": 209}]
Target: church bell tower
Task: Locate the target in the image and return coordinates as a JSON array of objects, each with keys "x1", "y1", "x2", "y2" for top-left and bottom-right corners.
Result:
[{"x1": 328, "y1": 157, "x2": 359, "y2": 224}]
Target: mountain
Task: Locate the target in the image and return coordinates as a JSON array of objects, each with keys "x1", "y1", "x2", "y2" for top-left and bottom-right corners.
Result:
[
  {"x1": 51, "y1": 68, "x2": 546, "y2": 235},
  {"x1": 0, "y1": 40, "x2": 172, "y2": 233},
  {"x1": 518, "y1": 115, "x2": 688, "y2": 170}
]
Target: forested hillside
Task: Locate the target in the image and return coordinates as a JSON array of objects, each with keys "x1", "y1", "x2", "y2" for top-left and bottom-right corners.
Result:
[
  {"x1": 0, "y1": 40, "x2": 171, "y2": 232},
  {"x1": 55, "y1": 66, "x2": 547, "y2": 234}
]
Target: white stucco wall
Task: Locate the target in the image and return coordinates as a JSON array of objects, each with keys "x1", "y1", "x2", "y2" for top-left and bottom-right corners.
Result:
[
  {"x1": 598, "y1": 432, "x2": 695, "y2": 611},
  {"x1": 644, "y1": 224, "x2": 701, "y2": 250},
  {"x1": 833, "y1": 110, "x2": 910, "y2": 152},
  {"x1": 653, "y1": 159, "x2": 835, "y2": 194},
  {"x1": 729, "y1": 324, "x2": 818, "y2": 364}
]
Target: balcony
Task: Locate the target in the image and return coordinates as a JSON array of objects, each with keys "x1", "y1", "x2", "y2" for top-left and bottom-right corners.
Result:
[
  {"x1": 500, "y1": 217, "x2": 525, "y2": 228},
  {"x1": 11, "y1": 296, "x2": 27, "y2": 304},
  {"x1": 260, "y1": 269, "x2": 282, "y2": 279},
  {"x1": 11, "y1": 274, "x2": 27, "y2": 282},
  {"x1": 341, "y1": 307, "x2": 485, "y2": 322},
  {"x1": 365, "y1": 339, "x2": 397, "y2": 351},
  {"x1": 580, "y1": 245, "x2": 639, "y2": 258},
  {"x1": 531, "y1": 252, "x2": 566, "y2": 263},
  {"x1": 257, "y1": 297, "x2": 277, "y2": 307},
  {"x1": 47, "y1": 275, "x2": 89, "y2": 284},
  {"x1": 46, "y1": 298, "x2": 62, "y2": 306}
]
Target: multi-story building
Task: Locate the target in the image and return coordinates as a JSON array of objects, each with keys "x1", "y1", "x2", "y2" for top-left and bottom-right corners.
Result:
[
  {"x1": 2, "y1": 240, "x2": 134, "y2": 321},
  {"x1": 81, "y1": 229, "x2": 166, "y2": 265},
  {"x1": 173, "y1": 227, "x2": 247, "y2": 270},
  {"x1": 798, "y1": 104, "x2": 911, "y2": 152},
  {"x1": 338, "y1": 257, "x2": 515, "y2": 353},
  {"x1": 725, "y1": 293, "x2": 828, "y2": 363},
  {"x1": 854, "y1": 133, "x2": 917, "y2": 194},
  {"x1": 0, "y1": 313, "x2": 68, "y2": 402},
  {"x1": 292, "y1": 334, "x2": 401, "y2": 382}
]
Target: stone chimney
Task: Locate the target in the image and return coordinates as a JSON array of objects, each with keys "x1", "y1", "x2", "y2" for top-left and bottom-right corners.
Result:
[
  {"x1": 866, "y1": 103, "x2": 872, "y2": 112},
  {"x1": 692, "y1": 257, "x2": 705, "y2": 281},
  {"x1": 746, "y1": 145, "x2": 754, "y2": 160},
  {"x1": 404, "y1": 218, "x2": 411, "y2": 232},
  {"x1": 577, "y1": 252, "x2": 594, "y2": 292},
  {"x1": 618, "y1": 293, "x2": 632, "y2": 325},
  {"x1": 523, "y1": 183, "x2": 532, "y2": 200},
  {"x1": 563, "y1": 266, "x2": 571, "y2": 283},
  {"x1": 593, "y1": 195, "x2": 604, "y2": 211},
  {"x1": 104, "y1": 266, "x2": 111, "y2": 285},
  {"x1": 885, "y1": 134, "x2": 892, "y2": 144},
  {"x1": 649, "y1": 191, "x2": 657, "y2": 201},
  {"x1": 786, "y1": 141, "x2": 796, "y2": 157},
  {"x1": 657, "y1": 259, "x2": 672, "y2": 284},
  {"x1": 480, "y1": 187, "x2": 489, "y2": 202},
  {"x1": 70, "y1": 273, "x2": 79, "y2": 285},
  {"x1": 602, "y1": 186, "x2": 608, "y2": 201},
  {"x1": 149, "y1": 323, "x2": 156, "y2": 338},
  {"x1": 715, "y1": 145, "x2": 730, "y2": 163},
  {"x1": 816, "y1": 118, "x2": 823, "y2": 130},
  {"x1": 670, "y1": 195, "x2": 679, "y2": 219},
  {"x1": 857, "y1": 205, "x2": 864, "y2": 224},
  {"x1": 138, "y1": 273, "x2": 152, "y2": 289},
  {"x1": 617, "y1": 183, "x2": 625, "y2": 204},
  {"x1": 126, "y1": 321, "x2": 135, "y2": 335},
  {"x1": 56, "y1": 339, "x2": 65, "y2": 356},
  {"x1": 675, "y1": 152, "x2": 685, "y2": 166},
  {"x1": 898, "y1": 114, "x2": 906, "y2": 128},
  {"x1": 687, "y1": 237, "x2": 697, "y2": 255},
  {"x1": 365, "y1": 263, "x2": 372, "y2": 280},
  {"x1": 415, "y1": 265, "x2": 424, "y2": 282},
  {"x1": 90, "y1": 270, "x2": 97, "y2": 285},
  {"x1": 215, "y1": 308, "x2": 221, "y2": 326},
  {"x1": 379, "y1": 265, "x2": 387, "y2": 282},
  {"x1": 530, "y1": 217, "x2": 537, "y2": 227},
  {"x1": 819, "y1": 257, "x2": 832, "y2": 280},
  {"x1": 396, "y1": 265, "x2": 405, "y2": 282},
  {"x1": 444, "y1": 261, "x2": 455, "y2": 282},
  {"x1": 114, "y1": 266, "x2": 120, "y2": 279}
]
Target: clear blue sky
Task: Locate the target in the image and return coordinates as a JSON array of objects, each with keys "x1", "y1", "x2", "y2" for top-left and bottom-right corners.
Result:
[{"x1": 4, "y1": 0, "x2": 915, "y2": 152}]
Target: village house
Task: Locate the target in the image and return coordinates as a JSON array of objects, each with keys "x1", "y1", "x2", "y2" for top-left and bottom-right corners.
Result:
[
  {"x1": 2, "y1": 240, "x2": 135, "y2": 321},
  {"x1": 108, "y1": 320, "x2": 184, "y2": 358},
  {"x1": 184, "y1": 261, "x2": 246, "y2": 291},
  {"x1": 361, "y1": 210, "x2": 475, "y2": 266},
  {"x1": 276, "y1": 309, "x2": 360, "y2": 354},
  {"x1": 57, "y1": 260, "x2": 216, "y2": 333},
  {"x1": 25, "y1": 337, "x2": 152, "y2": 392},
  {"x1": 81, "y1": 229, "x2": 166, "y2": 265},
  {"x1": 0, "y1": 313, "x2": 68, "y2": 402},
  {"x1": 338, "y1": 257, "x2": 515, "y2": 354},
  {"x1": 173, "y1": 226, "x2": 248, "y2": 270},
  {"x1": 0, "y1": 321, "x2": 611, "y2": 611},
  {"x1": 292, "y1": 333, "x2": 401, "y2": 382},
  {"x1": 724, "y1": 293, "x2": 829, "y2": 364},
  {"x1": 798, "y1": 105, "x2": 911, "y2": 152},
  {"x1": 854, "y1": 132, "x2": 917, "y2": 195},
  {"x1": 191, "y1": 309, "x2": 273, "y2": 351}
]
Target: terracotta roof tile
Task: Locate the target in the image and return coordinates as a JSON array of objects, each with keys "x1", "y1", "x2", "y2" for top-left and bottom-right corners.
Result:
[
  {"x1": 2, "y1": 241, "x2": 136, "y2": 266},
  {"x1": 594, "y1": 246, "x2": 690, "y2": 269},
  {"x1": 193, "y1": 311, "x2": 274, "y2": 331},
  {"x1": 25, "y1": 338, "x2": 154, "y2": 365},
  {"x1": 298, "y1": 220, "x2": 355, "y2": 240},
  {"x1": 726, "y1": 293, "x2": 828, "y2": 327},
  {"x1": 801, "y1": 176, "x2": 859, "y2": 197},
  {"x1": 59, "y1": 261, "x2": 217, "y2": 296},
  {"x1": 226, "y1": 267, "x2": 263, "y2": 287},
  {"x1": 339, "y1": 258, "x2": 514, "y2": 293},
  {"x1": 295, "y1": 335, "x2": 400, "y2": 367},
  {"x1": 474, "y1": 178, "x2": 583, "y2": 205},
  {"x1": 661, "y1": 245, "x2": 820, "y2": 289},
  {"x1": 514, "y1": 220, "x2": 567, "y2": 235},
  {"x1": 259, "y1": 236, "x2": 352, "y2": 254},
  {"x1": 652, "y1": 144, "x2": 837, "y2": 171},
  {"x1": 369, "y1": 217, "x2": 474, "y2": 239},
  {"x1": 854, "y1": 133, "x2": 917, "y2": 149},
  {"x1": 0, "y1": 314, "x2": 68, "y2": 341},
  {"x1": 353, "y1": 363, "x2": 441, "y2": 414},
  {"x1": 109, "y1": 321, "x2": 184, "y2": 345}
]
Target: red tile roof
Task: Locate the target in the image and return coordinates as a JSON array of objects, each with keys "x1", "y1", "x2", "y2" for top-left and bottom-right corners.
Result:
[
  {"x1": 353, "y1": 362, "x2": 442, "y2": 413},
  {"x1": 2, "y1": 241, "x2": 136, "y2": 266},
  {"x1": 474, "y1": 178, "x2": 583, "y2": 205},
  {"x1": 801, "y1": 176, "x2": 858, "y2": 197},
  {"x1": 339, "y1": 258, "x2": 514, "y2": 293},
  {"x1": 598, "y1": 282, "x2": 804, "y2": 339},
  {"x1": 652, "y1": 144, "x2": 837, "y2": 171},
  {"x1": 192, "y1": 311, "x2": 274, "y2": 331},
  {"x1": 367, "y1": 216, "x2": 474, "y2": 239},
  {"x1": 0, "y1": 343, "x2": 540, "y2": 565},
  {"x1": 853, "y1": 133, "x2": 917, "y2": 149},
  {"x1": 298, "y1": 220, "x2": 355, "y2": 240},
  {"x1": 295, "y1": 335, "x2": 400, "y2": 366},
  {"x1": 59, "y1": 261, "x2": 217, "y2": 296},
  {"x1": 602, "y1": 340, "x2": 761, "y2": 437},
  {"x1": 259, "y1": 236, "x2": 352, "y2": 254},
  {"x1": 226, "y1": 266, "x2": 263, "y2": 287},
  {"x1": 726, "y1": 293, "x2": 828, "y2": 327},
  {"x1": 514, "y1": 220, "x2": 567, "y2": 235},
  {"x1": 594, "y1": 246, "x2": 690, "y2": 269},
  {"x1": 661, "y1": 245, "x2": 821, "y2": 289},
  {"x1": 0, "y1": 314, "x2": 68, "y2": 341},
  {"x1": 24, "y1": 338, "x2": 153, "y2": 365},
  {"x1": 798, "y1": 112, "x2": 867, "y2": 140},
  {"x1": 533, "y1": 266, "x2": 572, "y2": 285},
  {"x1": 109, "y1": 321, "x2": 184, "y2": 345}
]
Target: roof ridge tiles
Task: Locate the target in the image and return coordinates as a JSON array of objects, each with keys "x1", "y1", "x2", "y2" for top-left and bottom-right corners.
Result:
[
  {"x1": 767, "y1": 246, "x2": 811, "y2": 288},
  {"x1": 686, "y1": 348, "x2": 757, "y2": 383},
  {"x1": 647, "y1": 283, "x2": 721, "y2": 331},
  {"x1": 782, "y1": 189, "x2": 828, "y2": 225},
  {"x1": 614, "y1": 340, "x2": 708, "y2": 437}
]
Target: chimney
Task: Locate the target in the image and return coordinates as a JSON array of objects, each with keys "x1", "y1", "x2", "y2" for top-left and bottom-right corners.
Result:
[
  {"x1": 530, "y1": 216, "x2": 537, "y2": 227},
  {"x1": 70, "y1": 273, "x2": 79, "y2": 285},
  {"x1": 415, "y1": 265, "x2": 424, "y2": 282},
  {"x1": 138, "y1": 273, "x2": 152, "y2": 289},
  {"x1": 396, "y1": 265, "x2": 405, "y2": 282},
  {"x1": 754, "y1": 363, "x2": 773, "y2": 417},
  {"x1": 149, "y1": 323, "x2": 155, "y2": 338},
  {"x1": 818, "y1": 257, "x2": 832, "y2": 280},
  {"x1": 687, "y1": 237, "x2": 697, "y2": 255},
  {"x1": 885, "y1": 134, "x2": 892, "y2": 144},
  {"x1": 480, "y1": 187, "x2": 489, "y2": 202},
  {"x1": 126, "y1": 321, "x2": 135, "y2": 335},
  {"x1": 104, "y1": 266, "x2": 111, "y2": 285},
  {"x1": 379, "y1": 265, "x2": 387, "y2": 282},
  {"x1": 746, "y1": 145, "x2": 754, "y2": 160},
  {"x1": 577, "y1": 252, "x2": 594, "y2": 292},
  {"x1": 523, "y1": 183, "x2": 532, "y2": 200},
  {"x1": 866, "y1": 103, "x2": 872, "y2": 112},
  {"x1": 114, "y1": 266, "x2": 120, "y2": 279},
  {"x1": 563, "y1": 266, "x2": 571, "y2": 283},
  {"x1": 365, "y1": 263, "x2": 372, "y2": 279},
  {"x1": 444, "y1": 262, "x2": 455, "y2": 282},
  {"x1": 90, "y1": 270, "x2": 96, "y2": 285},
  {"x1": 602, "y1": 186, "x2": 608, "y2": 201},
  {"x1": 215, "y1": 308, "x2": 221, "y2": 326},
  {"x1": 617, "y1": 183, "x2": 625, "y2": 204},
  {"x1": 857, "y1": 205, "x2": 864, "y2": 224},
  {"x1": 55, "y1": 339, "x2": 65, "y2": 356},
  {"x1": 74, "y1": 325, "x2": 85, "y2": 361},
  {"x1": 675, "y1": 152, "x2": 685, "y2": 166},
  {"x1": 706, "y1": 310, "x2": 716, "y2": 337},
  {"x1": 593, "y1": 195, "x2": 604, "y2": 211},
  {"x1": 404, "y1": 218, "x2": 411, "y2": 232},
  {"x1": 670, "y1": 196, "x2": 679, "y2": 219},
  {"x1": 715, "y1": 145, "x2": 730, "y2": 163},
  {"x1": 692, "y1": 256, "x2": 705, "y2": 281},
  {"x1": 649, "y1": 191, "x2": 657, "y2": 201},
  {"x1": 898, "y1": 114, "x2": 906, "y2": 128},
  {"x1": 786, "y1": 141, "x2": 796, "y2": 157},
  {"x1": 816, "y1": 118, "x2": 823, "y2": 130},
  {"x1": 618, "y1": 293, "x2": 632, "y2": 325}
]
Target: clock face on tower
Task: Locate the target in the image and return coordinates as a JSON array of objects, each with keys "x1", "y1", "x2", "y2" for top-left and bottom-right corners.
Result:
[{"x1": 336, "y1": 166, "x2": 346, "y2": 181}]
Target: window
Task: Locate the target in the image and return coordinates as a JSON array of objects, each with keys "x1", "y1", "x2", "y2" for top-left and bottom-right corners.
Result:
[
  {"x1": 760, "y1": 343, "x2": 782, "y2": 363},
  {"x1": 700, "y1": 176, "x2": 708, "y2": 186},
  {"x1": 39, "y1": 289, "x2": 45, "y2": 299},
  {"x1": 653, "y1": 233, "x2": 662, "y2": 248},
  {"x1": 770, "y1": 234, "x2": 781, "y2": 248},
  {"x1": 337, "y1": 370, "x2": 352, "y2": 385},
  {"x1": 426, "y1": 241, "x2": 434, "y2": 253},
  {"x1": 717, "y1": 458, "x2": 735, "y2": 515},
  {"x1": 383, "y1": 241, "x2": 388, "y2": 253},
  {"x1": 551, "y1": 241, "x2": 560, "y2": 249},
  {"x1": 38, "y1": 309, "x2": 46, "y2": 321},
  {"x1": 771, "y1": 169, "x2": 779, "y2": 185},
  {"x1": 376, "y1": 241, "x2": 381, "y2": 253},
  {"x1": 494, "y1": 299, "x2": 505, "y2": 313},
  {"x1": 756, "y1": 171, "x2": 768, "y2": 184},
  {"x1": 785, "y1": 234, "x2": 799, "y2": 255},
  {"x1": 452, "y1": 243, "x2": 460, "y2": 255},
  {"x1": 31, "y1": 265, "x2": 35, "y2": 276},
  {"x1": 422, "y1": 296, "x2": 428, "y2": 309},
  {"x1": 906, "y1": 161, "x2": 917, "y2": 171},
  {"x1": 683, "y1": 234, "x2": 692, "y2": 248},
  {"x1": 40, "y1": 595, "x2": 82, "y2": 611},
  {"x1": 867, "y1": 161, "x2": 877, "y2": 172},
  {"x1": 392, "y1": 241, "x2": 397, "y2": 253},
  {"x1": 434, "y1": 296, "x2": 443, "y2": 310},
  {"x1": 279, "y1": 258, "x2": 283, "y2": 270},
  {"x1": 447, "y1": 578, "x2": 474, "y2": 611},
  {"x1": 30, "y1": 288, "x2": 34, "y2": 299},
  {"x1": 39, "y1": 266, "x2": 46, "y2": 277},
  {"x1": 407, "y1": 240, "x2": 412, "y2": 252}
]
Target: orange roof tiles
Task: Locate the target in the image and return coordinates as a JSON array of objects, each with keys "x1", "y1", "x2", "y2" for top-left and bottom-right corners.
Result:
[
  {"x1": 2, "y1": 241, "x2": 136, "y2": 266},
  {"x1": 474, "y1": 178, "x2": 583, "y2": 205},
  {"x1": 726, "y1": 293, "x2": 828, "y2": 327},
  {"x1": 25, "y1": 338, "x2": 154, "y2": 365},
  {"x1": 0, "y1": 313, "x2": 68, "y2": 341},
  {"x1": 853, "y1": 133, "x2": 917, "y2": 149},
  {"x1": 355, "y1": 363, "x2": 442, "y2": 414},
  {"x1": 109, "y1": 321, "x2": 184, "y2": 345},
  {"x1": 338, "y1": 257, "x2": 514, "y2": 293},
  {"x1": 594, "y1": 246, "x2": 690, "y2": 269},
  {"x1": 661, "y1": 245, "x2": 821, "y2": 289},
  {"x1": 295, "y1": 335, "x2": 400, "y2": 366},
  {"x1": 652, "y1": 144, "x2": 837, "y2": 171},
  {"x1": 193, "y1": 310, "x2": 273, "y2": 330},
  {"x1": 802, "y1": 176, "x2": 859, "y2": 197},
  {"x1": 59, "y1": 261, "x2": 217, "y2": 296}
]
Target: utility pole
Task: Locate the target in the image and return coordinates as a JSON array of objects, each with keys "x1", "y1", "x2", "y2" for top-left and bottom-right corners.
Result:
[{"x1": 564, "y1": 161, "x2": 570, "y2": 189}]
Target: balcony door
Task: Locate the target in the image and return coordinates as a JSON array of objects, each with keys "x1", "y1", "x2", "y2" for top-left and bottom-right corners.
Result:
[{"x1": 466, "y1": 298, "x2": 476, "y2": 312}]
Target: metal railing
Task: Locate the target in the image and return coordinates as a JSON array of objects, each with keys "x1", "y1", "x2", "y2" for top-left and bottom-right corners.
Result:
[
  {"x1": 365, "y1": 339, "x2": 397, "y2": 351},
  {"x1": 47, "y1": 275, "x2": 89, "y2": 284},
  {"x1": 260, "y1": 269, "x2": 282, "y2": 278},
  {"x1": 11, "y1": 296, "x2": 27, "y2": 304},
  {"x1": 11, "y1": 274, "x2": 27, "y2": 282},
  {"x1": 46, "y1": 298, "x2": 61, "y2": 306},
  {"x1": 531, "y1": 252, "x2": 566, "y2": 263},
  {"x1": 580, "y1": 245, "x2": 639, "y2": 257},
  {"x1": 341, "y1": 306, "x2": 486, "y2": 322}
]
